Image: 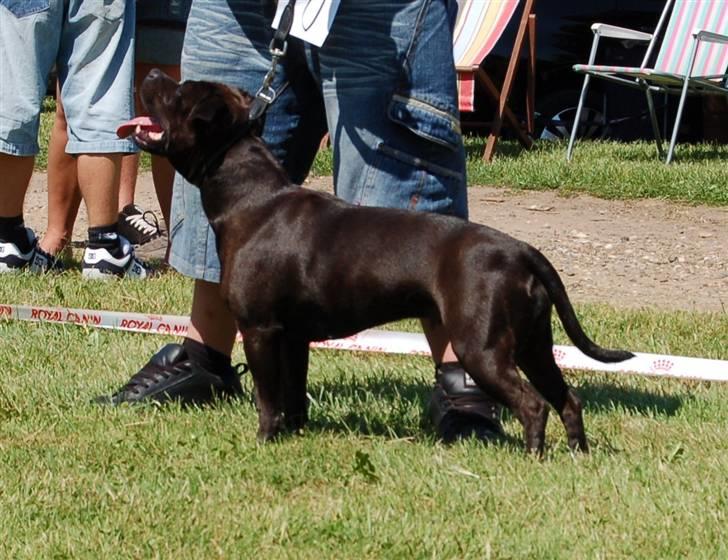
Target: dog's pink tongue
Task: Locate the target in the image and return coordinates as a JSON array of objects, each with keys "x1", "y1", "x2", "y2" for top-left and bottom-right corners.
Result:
[{"x1": 116, "y1": 116, "x2": 162, "y2": 138}]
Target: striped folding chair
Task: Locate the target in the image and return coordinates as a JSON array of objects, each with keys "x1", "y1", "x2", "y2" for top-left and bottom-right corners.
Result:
[
  {"x1": 567, "y1": 0, "x2": 728, "y2": 163},
  {"x1": 454, "y1": 0, "x2": 536, "y2": 161}
]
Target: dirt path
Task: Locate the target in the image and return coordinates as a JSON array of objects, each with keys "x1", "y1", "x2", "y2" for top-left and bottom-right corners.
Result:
[{"x1": 23, "y1": 172, "x2": 728, "y2": 313}]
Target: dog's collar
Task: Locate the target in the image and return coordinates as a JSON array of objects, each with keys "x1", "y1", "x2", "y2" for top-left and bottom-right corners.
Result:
[{"x1": 187, "y1": 126, "x2": 251, "y2": 185}]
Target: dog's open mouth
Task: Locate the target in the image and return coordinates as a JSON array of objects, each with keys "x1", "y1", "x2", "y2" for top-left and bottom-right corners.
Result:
[{"x1": 116, "y1": 116, "x2": 165, "y2": 146}]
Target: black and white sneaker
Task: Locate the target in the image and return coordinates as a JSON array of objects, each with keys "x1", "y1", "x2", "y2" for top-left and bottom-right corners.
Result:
[
  {"x1": 94, "y1": 343, "x2": 245, "y2": 406},
  {"x1": 0, "y1": 227, "x2": 36, "y2": 273},
  {"x1": 82, "y1": 235, "x2": 149, "y2": 280},
  {"x1": 118, "y1": 203, "x2": 162, "y2": 246}
]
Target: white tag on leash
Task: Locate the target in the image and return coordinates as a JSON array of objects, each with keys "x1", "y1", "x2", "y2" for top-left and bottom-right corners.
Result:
[{"x1": 272, "y1": 0, "x2": 341, "y2": 47}]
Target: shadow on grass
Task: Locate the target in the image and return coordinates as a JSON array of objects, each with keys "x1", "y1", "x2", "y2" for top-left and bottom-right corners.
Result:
[
  {"x1": 306, "y1": 377, "x2": 430, "y2": 438},
  {"x1": 115, "y1": 370, "x2": 683, "y2": 446},
  {"x1": 576, "y1": 381, "x2": 684, "y2": 416},
  {"x1": 464, "y1": 137, "x2": 527, "y2": 160},
  {"x1": 302, "y1": 374, "x2": 684, "y2": 443},
  {"x1": 304, "y1": 376, "x2": 521, "y2": 448}
]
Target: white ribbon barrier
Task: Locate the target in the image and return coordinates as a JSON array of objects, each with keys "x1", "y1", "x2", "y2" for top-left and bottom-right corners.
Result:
[{"x1": 2, "y1": 303, "x2": 726, "y2": 382}]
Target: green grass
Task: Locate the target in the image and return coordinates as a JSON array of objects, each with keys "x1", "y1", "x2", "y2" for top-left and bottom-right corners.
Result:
[
  {"x1": 465, "y1": 138, "x2": 728, "y2": 206},
  {"x1": 19, "y1": 98, "x2": 728, "y2": 557},
  {"x1": 286, "y1": 135, "x2": 728, "y2": 206},
  {"x1": 37, "y1": 99, "x2": 728, "y2": 206},
  {"x1": 1, "y1": 271, "x2": 727, "y2": 558}
]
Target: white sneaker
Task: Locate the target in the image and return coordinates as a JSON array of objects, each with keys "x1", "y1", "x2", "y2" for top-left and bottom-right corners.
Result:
[
  {"x1": 0, "y1": 227, "x2": 36, "y2": 273},
  {"x1": 82, "y1": 235, "x2": 149, "y2": 280}
]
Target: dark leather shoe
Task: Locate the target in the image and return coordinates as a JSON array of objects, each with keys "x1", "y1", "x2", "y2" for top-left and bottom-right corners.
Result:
[
  {"x1": 429, "y1": 363, "x2": 503, "y2": 443},
  {"x1": 94, "y1": 343, "x2": 244, "y2": 406}
]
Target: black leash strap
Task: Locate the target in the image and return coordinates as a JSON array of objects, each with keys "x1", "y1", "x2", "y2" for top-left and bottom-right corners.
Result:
[{"x1": 249, "y1": 1, "x2": 295, "y2": 121}]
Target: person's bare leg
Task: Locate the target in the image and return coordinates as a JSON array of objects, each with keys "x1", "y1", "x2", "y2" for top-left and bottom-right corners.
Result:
[
  {"x1": 421, "y1": 318, "x2": 458, "y2": 364},
  {"x1": 40, "y1": 89, "x2": 81, "y2": 255},
  {"x1": 150, "y1": 156, "x2": 174, "y2": 228},
  {"x1": 187, "y1": 279, "x2": 238, "y2": 356},
  {"x1": 76, "y1": 154, "x2": 122, "y2": 228},
  {"x1": 0, "y1": 154, "x2": 34, "y2": 218},
  {"x1": 118, "y1": 153, "x2": 140, "y2": 211}
]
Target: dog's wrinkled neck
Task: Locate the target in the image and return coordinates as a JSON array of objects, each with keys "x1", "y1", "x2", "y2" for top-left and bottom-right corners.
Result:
[
  {"x1": 185, "y1": 126, "x2": 251, "y2": 186},
  {"x1": 199, "y1": 135, "x2": 291, "y2": 225}
]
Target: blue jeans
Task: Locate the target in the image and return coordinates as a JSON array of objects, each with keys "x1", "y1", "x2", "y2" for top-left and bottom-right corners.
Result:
[
  {"x1": 169, "y1": 0, "x2": 467, "y2": 282},
  {"x1": 0, "y1": 0, "x2": 136, "y2": 155}
]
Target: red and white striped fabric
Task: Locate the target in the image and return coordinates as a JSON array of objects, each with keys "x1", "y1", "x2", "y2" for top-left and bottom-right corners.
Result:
[
  {"x1": 453, "y1": 0, "x2": 520, "y2": 112},
  {"x1": 576, "y1": 0, "x2": 728, "y2": 83},
  {"x1": 656, "y1": 0, "x2": 728, "y2": 77}
]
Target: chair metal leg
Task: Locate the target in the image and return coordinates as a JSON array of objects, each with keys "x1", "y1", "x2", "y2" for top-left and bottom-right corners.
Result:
[
  {"x1": 645, "y1": 88, "x2": 664, "y2": 160},
  {"x1": 666, "y1": 83, "x2": 689, "y2": 164},
  {"x1": 666, "y1": 40, "x2": 699, "y2": 164},
  {"x1": 566, "y1": 74, "x2": 591, "y2": 161}
]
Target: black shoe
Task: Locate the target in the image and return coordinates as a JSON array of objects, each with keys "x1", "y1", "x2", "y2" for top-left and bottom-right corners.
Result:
[
  {"x1": 428, "y1": 363, "x2": 504, "y2": 443},
  {"x1": 118, "y1": 203, "x2": 163, "y2": 246},
  {"x1": 95, "y1": 343, "x2": 245, "y2": 406},
  {"x1": 30, "y1": 245, "x2": 66, "y2": 273}
]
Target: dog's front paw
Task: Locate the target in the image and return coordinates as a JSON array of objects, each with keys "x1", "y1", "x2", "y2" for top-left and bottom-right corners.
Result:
[
  {"x1": 284, "y1": 411, "x2": 308, "y2": 433},
  {"x1": 256, "y1": 413, "x2": 285, "y2": 443},
  {"x1": 256, "y1": 427, "x2": 283, "y2": 443}
]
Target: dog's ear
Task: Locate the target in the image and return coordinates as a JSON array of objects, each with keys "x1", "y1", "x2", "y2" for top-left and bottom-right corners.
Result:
[{"x1": 188, "y1": 95, "x2": 226, "y2": 125}]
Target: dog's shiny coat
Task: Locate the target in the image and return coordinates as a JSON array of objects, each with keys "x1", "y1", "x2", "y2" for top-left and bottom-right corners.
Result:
[{"x1": 133, "y1": 69, "x2": 633, "y2": 453}]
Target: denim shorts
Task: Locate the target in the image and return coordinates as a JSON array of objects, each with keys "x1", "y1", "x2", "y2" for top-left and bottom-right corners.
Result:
[
  {"x1": 169, "y1": 0, "x2": 467, "y2": 283},
  {"x1": 136, "y1": 0, "x2": 192, "y2": 66},
  {"x1": 0, "y1": 0, "x2": 136, "y2": 156},
  {"x1": 136, "y1": 26, "x2": 186, "y2": 67}
]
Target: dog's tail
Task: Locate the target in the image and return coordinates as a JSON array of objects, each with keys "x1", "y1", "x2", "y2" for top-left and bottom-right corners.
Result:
[{"x1": 527, "y1": 246, "x2": 634, "y2": 363}]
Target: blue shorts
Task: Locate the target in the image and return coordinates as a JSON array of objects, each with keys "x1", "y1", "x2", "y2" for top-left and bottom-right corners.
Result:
[
  {"x1": 0, "y1": 0, "x2": 136, "y2": 156},
  {"x1": 136, "y1": 0, "x2": 192, "y2": 66},
  {"x1": 169, "y1": 0, "x2": 467, "y2": 283},
  {"x1": 136, "y1": 27, "x2": 186, "y2": 67}
]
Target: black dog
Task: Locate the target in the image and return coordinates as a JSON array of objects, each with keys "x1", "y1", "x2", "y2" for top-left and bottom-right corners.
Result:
[{"x1": 125, "y1": 69, "x2": 633, "y2": 454}]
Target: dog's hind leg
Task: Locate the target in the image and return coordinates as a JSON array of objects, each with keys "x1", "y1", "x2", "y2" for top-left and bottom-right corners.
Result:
[
  {"x1": 242, "y1": 327, "x2": 286, "y2": 442},
  {"x1": 516, "y1": 316, "x2": 588, "y2": 453},
  {"x1": 280, "y1": 335, "x2": 310, "y2": 433},
  {"x1": 456, "y1": 341, "x2": 550, "y2": 455}
]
